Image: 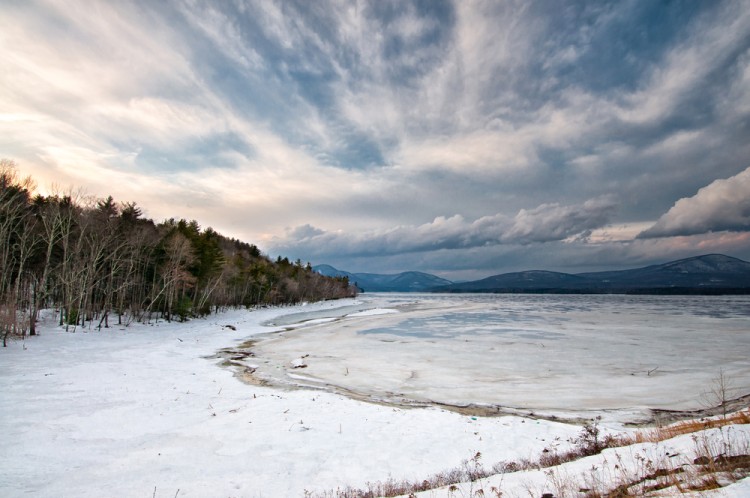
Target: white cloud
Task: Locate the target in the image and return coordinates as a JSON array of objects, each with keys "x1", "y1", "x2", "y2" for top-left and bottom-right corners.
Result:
[
  {"x1": 587, "y1": 222, "x2": 654, "y2": 243},
  {"x1": 639, "y1": 166, "x2": 750, "y2": 238},
  {"x1": 179, "y1": 2, "x2": 264, "y2": 71},
  {"x1": 271, "y1": 196, "x2": 617, "y2": 258},
  {"x1": 614, "y1": 2, "x2": 750, "y2": 127},
  {"x1": 502, "y1": 196, "x2": 617, "y2": 244},
  {"x1": 0, "y1": 0, "x2": 396, "y2": 240}
]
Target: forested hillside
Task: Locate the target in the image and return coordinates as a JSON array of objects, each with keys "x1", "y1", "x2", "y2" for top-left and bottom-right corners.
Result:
[{"x1": 0, "y1": 160, "x2": 355, "y2": 346}]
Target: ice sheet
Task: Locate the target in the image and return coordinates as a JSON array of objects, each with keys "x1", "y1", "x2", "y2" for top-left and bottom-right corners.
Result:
[{"x1": 247, "y1": 293, "x2": 750, "y2": 420}]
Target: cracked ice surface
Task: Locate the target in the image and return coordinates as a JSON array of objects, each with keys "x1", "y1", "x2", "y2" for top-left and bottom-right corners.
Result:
[{"x1": 250, "y1": 293, "x2": 750, "y2": 422}]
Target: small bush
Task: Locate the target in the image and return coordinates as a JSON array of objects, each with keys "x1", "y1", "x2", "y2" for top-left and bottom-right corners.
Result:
[
  {"x1": 174, "y1": 296, "x2": 192, "y2": 322},
  {"x1": 66, "y1": 307, "x2": 79, "y2": 325}
]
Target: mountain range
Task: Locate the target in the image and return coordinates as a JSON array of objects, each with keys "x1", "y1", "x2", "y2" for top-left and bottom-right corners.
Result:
[
  {"x1": 316, "y1": 254, "x2": 750, "y2": 294},
  {"x1": 312, "y1": 265, "x2": 452, "y2": 292}
]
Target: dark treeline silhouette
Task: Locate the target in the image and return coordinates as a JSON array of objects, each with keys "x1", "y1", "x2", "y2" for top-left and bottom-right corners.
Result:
[{"x1": 0, "y1": 159, "x2": 356, "y2": 346}]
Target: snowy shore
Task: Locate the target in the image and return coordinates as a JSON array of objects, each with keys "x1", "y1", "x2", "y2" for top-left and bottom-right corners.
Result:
[
  {"x1": 0, "y1": 301, "x2": 578, "y2": 497},
  {"x1": 1, "y1": 298, "x2": 748, "y2": 497}
]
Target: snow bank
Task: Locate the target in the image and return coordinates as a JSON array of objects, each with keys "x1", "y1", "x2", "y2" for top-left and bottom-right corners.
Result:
[{"x1": 0, "y1": 302, "x2": 580, "y2": 497}]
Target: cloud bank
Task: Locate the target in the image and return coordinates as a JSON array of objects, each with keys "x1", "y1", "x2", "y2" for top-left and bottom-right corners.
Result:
[
  {"x1": 271, "y1": 196, "x2": 617, "y2": 258},
  {"x1": 639, "y1": 166, "x2": 750, "y2": 238}
]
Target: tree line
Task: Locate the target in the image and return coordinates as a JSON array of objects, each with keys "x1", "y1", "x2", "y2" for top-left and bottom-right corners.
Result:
[{"x1": 0, "y1": 159, "x2": 356, "y2": 346}]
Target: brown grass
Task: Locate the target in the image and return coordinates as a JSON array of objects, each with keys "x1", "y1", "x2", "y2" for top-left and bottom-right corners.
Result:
[
  {"x1": 303, "y1": 452, "x2": 489, "y2": 498},
  {"x1": 634, "y1": 409, "x2": 750, "y2": 443},
  {"x1": 306, "y1": 410, "x2": 750, "y2": 498}
]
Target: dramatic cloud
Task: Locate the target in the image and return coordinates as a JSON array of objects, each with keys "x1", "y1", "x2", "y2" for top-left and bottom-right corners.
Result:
[
  {"x1": 2, "y1": 0, "x2": 750, "y2": 275},
  {"x1": 501, "y1": 196, "x2": 617, "y2": 244},
  {"x1": 270, "y1": 196, "x2": 617, "y2": 258},
  {"x1": 639, "y1": 166, "x2": 750, "y2": 238}
]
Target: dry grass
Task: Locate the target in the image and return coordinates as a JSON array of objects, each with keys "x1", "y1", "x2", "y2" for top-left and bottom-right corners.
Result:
[
  {"x1": 307, "y1": 410, "x2": 750, "y2": 498},
  {"x1": 532, "y1": 414, "x2": 750, "y2": 498},
  {"x1": 634, "y1": 410, "x2": 750, "y2": 443},
  {"x1": 584, "y1": 427, "x2": 750, "y2": 497},
  {"x1": 304, "y1": 452, "x2": 493, "y2": 498}
]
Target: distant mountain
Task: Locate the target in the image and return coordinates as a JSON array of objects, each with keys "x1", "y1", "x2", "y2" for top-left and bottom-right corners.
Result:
[
  {"x1": 577, "y1": 254, "x2": 750, "y2": 290},
  {"x1": 312, "y1": 264, "x2": 353, "y2": 280},
  {"x1": 438, "y1": 270, "x2": 598, "y2": 292},
  {"x1": 432, "y1": 254, "x2": 750, "y2": 294},
  {"x1": 313, "y1": 265, "x2": 453, "y2": 292}
]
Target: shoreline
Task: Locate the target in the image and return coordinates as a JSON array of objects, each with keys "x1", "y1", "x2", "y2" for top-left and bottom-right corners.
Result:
[
  {"x1": 215, "y1": 293, "x2": 750, "y2": 426},
  {"x1": 217, "y1": 339, "x2": 750, "y2": 427},
  {"x1": 0, "y1": 301, "x2": 588, "y2": 497},
  {"x1": 2, "y1": 299, "x2": 748, "y2": 497}
]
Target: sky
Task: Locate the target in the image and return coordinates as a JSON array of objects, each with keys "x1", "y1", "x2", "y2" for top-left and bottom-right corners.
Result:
[{"x1": 2, "y1": 0, "x2": 750, "y2": 280}]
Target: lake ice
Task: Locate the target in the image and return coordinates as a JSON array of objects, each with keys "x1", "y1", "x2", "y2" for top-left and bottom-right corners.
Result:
[{"x1": 249, "y1": 293, "x2": 750, "y2": 422}]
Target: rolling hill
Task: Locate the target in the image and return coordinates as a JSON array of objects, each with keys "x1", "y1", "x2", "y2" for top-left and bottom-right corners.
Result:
[
  {"x1": 433, "y1": 254, "x2": 750, "y2": 294},
  {"x1": 313, "y1": 265, "x2": 453, "y2": 292}
]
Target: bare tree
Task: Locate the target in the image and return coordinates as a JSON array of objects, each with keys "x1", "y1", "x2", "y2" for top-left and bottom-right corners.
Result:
[
  {"x1": 702, "y1": 368, "x2": 737, "y2": 419},
  {"x1": 0, "y1": 159, "x2": 37, "y2": 345}
]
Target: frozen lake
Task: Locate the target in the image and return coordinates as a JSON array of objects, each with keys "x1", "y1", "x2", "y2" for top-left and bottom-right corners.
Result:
[{"x1": 239, "y1": 293, "x2": 750, "y2": 422}]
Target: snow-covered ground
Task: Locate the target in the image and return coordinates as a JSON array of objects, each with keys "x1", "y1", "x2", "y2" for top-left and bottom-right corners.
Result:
[
  {"x1": 417, "y1": 423, "x2": 750, "y2": 498},
  {"x1": 1, "y1": 296, "x2": 748, "y2": 497}
]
